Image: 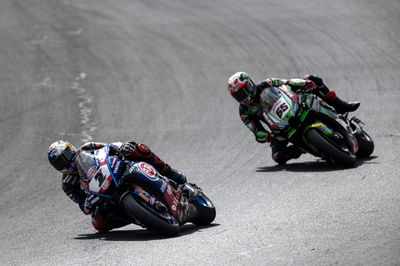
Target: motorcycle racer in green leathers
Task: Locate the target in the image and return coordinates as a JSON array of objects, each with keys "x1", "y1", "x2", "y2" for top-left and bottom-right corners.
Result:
[{"x1": 228, "y1": 72, "x2": 360, "y2": 165}]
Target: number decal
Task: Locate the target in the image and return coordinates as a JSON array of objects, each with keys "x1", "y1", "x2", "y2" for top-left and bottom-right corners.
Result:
[
  {"x1": 276, "y1": 103, "x2": 289, "y2": 118},
  {"x1": 94, "y1": 171, "x2": 106, "y2": 187}
]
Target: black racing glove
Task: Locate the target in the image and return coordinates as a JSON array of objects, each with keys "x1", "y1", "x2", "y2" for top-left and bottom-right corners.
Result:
[
  {"x1": 118, "y1": 142, "x2": 136, "y2": 157},
  {"x1": 304, "y1": 74, "x2": 324, "y2": 88}
]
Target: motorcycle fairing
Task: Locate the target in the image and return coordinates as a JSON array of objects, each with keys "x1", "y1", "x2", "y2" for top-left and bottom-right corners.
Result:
[
  {"x1": 81, "y1": 146, "x2": 120, "y2": 197},
  {"x1": 262, "y1": 87, "x2": 299, "y2": 131}
]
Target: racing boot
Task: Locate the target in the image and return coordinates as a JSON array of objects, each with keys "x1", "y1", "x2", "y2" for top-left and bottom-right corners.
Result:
[
  {"x1": 319, "y1": 87, "x2": 360, "y2": 114},
  {"x1": 164, "y1": 167, "x2": 187, "y2": 185},
  {"x1": 273, "y1": 145, "x2": 304, "y2": 165},
  {"x1": 327, "y1": 98, "x2": 360, "y2": 114}
]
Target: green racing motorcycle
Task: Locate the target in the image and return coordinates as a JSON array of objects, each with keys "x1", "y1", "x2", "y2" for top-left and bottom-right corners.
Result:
[{"x1": 260, "y1": 85, "x2": 374, "y2": 167}]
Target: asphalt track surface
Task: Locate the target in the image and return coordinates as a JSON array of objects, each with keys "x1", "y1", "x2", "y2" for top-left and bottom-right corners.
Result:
[{"x1": 1, "y1": 0, "x2": 400, "y2": 265}]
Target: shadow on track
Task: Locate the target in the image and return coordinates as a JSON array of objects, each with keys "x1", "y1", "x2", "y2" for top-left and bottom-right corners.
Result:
[
  {"x1": 256, "y1": 156, "x2": 378, "y2": 173},
  {"x1": 74, "y1": 223, "x2": 220, "y2": 241}
]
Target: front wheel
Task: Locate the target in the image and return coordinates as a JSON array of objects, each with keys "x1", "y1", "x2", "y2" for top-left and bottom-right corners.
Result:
[
  {"x1": 305, "y1": 128, "x2": 357, "y2": 167},
  {"x1": 121, "y1": 193, "x2": 180, "y2": 237}
]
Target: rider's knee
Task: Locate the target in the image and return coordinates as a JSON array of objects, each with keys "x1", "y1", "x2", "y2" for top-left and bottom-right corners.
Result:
[
  {"x1": 91, "y1": 215, "x2": 112, "y2": 232},
  {"x1": 272, "y1": 151, "x2": 287, "y2": 165}
]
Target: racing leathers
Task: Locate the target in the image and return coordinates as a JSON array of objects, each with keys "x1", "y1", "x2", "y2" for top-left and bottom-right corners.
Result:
[
  {"x1": 61, "y1": 141, "x2": 191, "y2": 232},
  {"x1": 239, "y1": 75, "x2": 360, "y2": 165}
]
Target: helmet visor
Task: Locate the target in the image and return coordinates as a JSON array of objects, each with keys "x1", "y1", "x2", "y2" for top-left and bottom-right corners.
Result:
[{"x1": 52, "y1": 146, "x2": 75, "y2": 171}]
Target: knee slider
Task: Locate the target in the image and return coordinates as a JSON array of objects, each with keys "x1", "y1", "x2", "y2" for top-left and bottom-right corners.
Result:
[{"x1": 91, "y1": 215, "x2": 112, "y2": 232}]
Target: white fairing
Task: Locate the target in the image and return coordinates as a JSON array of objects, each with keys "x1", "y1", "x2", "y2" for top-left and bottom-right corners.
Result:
[{"x1": 76, "y1": 148, "x2": 113, "y2": 194}]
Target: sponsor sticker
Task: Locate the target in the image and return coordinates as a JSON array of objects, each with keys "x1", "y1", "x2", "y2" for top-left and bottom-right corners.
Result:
[
  {"x1": 149, "y1": 197, "x2": 155, "y2": 205},
  {"x1": 86, "y1": 166, "x2": 97, "y2": 179},
  {"x1": 99, "y1": 158, "x2": 106, "y2": 166},
  {"x1": 80, "y1": 180, "x2": 89, "y2": 189},
  {"x1": 160, "y1": 181, "x2": 167, "y2": 193},
  {"x1": 112, "y1": 161, "x2": 121, "y2": 175},
  {"x1": 139, "y1": 193, "x2": 150, "y2": 202},
  {"x1": 138, "y1": 162, "x2": 157, "y2": 178},
  {"x1": 138, "y1": 192, "x2": 156, "y2": 206}
]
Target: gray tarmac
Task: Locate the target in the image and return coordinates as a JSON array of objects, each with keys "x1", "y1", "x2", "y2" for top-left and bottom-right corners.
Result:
[{"x1": 1, "y1": 0, "x2": 400, "y2": 265}]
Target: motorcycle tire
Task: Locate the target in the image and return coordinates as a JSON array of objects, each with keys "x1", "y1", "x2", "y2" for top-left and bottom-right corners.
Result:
[
  {"x1": 191, "y1": 194, "x2": 216, "y2": 226},
  {"x1": 355, "y1": 131, "x2": 374, "y2": 158},
  {"x1": 305, "y1": 128, "x2": 357, "y2": 167},
  {"x1": 121, "y1": 193, "x2": 180, "y2": 237}
]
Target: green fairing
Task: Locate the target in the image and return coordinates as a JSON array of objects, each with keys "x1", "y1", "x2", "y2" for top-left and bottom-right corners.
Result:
[
  {"x1": 305, "y1": 94, "x2": 336, "y2": 120},
  {"x1": 302, "y1": 123, "x2": 333, "y2": 136},
  {"x1": 319, "y1": 105, "x2": 337, "y2": 119},
  {"x1": 281, "y1": 94, "x2": 293, "y2": 122},
  {"x1": 267, "y1": 111, "x2": 280, "y2": 121},
  {"x1": 300, "y1": 109, "x2": 309, "y2": 122},
  {"x1": 263, "y1": 88, "x2": 297, "y2": 128},
  {"x1": 287, "y1": 128, "x2": 297, "y2": 138},
  {"x1": 244, "y1": 105, "x2": 263, "y2": 116},
  {"x1": 305, "y1": 94, "x2": 313, "y2": 108}
]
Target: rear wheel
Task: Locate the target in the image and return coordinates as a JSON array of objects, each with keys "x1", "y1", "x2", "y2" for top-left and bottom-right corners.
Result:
[
  {"x1": 121, "y1": 194, "x2": 180, "y2": 237},
  {"x1": 355, "y1": 131, "x2": 374, "y2": 158},
  {"x1": 305, "y1": 128, "x2": 356, "y2": 167},
  {"x1": 191, "y1": 194, "x2": 216, "y2": 226}
]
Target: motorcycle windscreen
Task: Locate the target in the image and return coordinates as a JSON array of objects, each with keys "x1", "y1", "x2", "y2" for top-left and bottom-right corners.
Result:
[
  {"x1": 75, "y1": 151, "x2": 99, "y2": 181},
  {"x1": 75, "y1": 149, "x2": 113, "y2": 194},
  {"x1": 260, "y1": 87, "x2": 281, "y2": 111},
  {"x1": 261, "y1": 87, "x2": 298, "y2": 128}
]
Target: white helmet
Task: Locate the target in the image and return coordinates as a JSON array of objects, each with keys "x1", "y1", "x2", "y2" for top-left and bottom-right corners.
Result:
[{"x1": 48, "y1": 140, "x2": 76, "y2": 174}]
